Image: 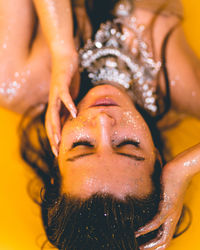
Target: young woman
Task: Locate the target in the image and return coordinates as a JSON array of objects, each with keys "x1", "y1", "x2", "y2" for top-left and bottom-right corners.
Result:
[{"x1": 1, "y1": 0, "x2": 200, "y2": 249}]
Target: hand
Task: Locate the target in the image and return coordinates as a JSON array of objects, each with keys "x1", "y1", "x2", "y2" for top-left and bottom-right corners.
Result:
[
  {"x1": 45, "y1": 51, "x2": 80, "y2": 157},
  {"x1": 135, "y1": 162, "x2": 191, "y2": 249}
]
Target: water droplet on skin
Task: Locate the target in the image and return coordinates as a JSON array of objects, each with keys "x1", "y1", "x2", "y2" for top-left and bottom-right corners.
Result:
[
  {"x1": 0, "y1": 88, "x2": 4, "y2": 94},
  {"x1": 69, "y1": 64, "x2": 74, "y2": 73},
  {"x1": 12, "y1": 81, "x2": 18, "y2": 87},
  {"x1": 0, "y1": 80, "x2": 21, "y2": 101},
  {"x1": 171, "y1": 80, "x2": 176, "y2": 86},
  {"x1": 184, "y1": 159, "x2": 197, "y2": 167},
  {"x1": 192, "y1": 91, "x2": 196, "y2": 97},
  {"x1": 14, "y1": 72, "x2": 19, "y2": 78}
]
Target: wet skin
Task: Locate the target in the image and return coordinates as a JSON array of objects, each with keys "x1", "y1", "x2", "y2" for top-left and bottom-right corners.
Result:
[{"x1": 58, "y1": 85, "x2": 156, "y2": 199}]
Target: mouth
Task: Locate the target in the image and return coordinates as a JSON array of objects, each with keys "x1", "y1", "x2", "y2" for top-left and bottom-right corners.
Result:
[{"x1": 90, "y1": 97, "x2": 119, "y2": 107}]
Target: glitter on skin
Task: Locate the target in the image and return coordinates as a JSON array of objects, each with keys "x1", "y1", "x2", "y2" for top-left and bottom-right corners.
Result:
[
  {"x1": 183, "y1": 159, "x2": 197, "y2": 167},
  {"x1": 0, "y1": 80, "x2": 20, "y2": 101},
  {"x1": 0, "y1": 69, "x2": 32, "y2": 103}
]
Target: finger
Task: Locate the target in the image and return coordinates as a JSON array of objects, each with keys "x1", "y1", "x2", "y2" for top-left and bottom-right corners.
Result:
[
  {"x1": 135, "y1": 212, "x2": 166, "y2": 237},
  {"x1": 139, "y1": 217, "x2": 177, "y2": 250},
  {"x1": 45, "y1": 113, "x2": 60, "y2": 157},
  {"x1": 60, "y1": 91, "x2": 77, "y2": 118},
  {"x1": 45, "y1": 100, "x2": 61, "y2": 157},
  {"x1": 45, "y1": 117, "x2": 58, "y2": 157},
  {"x1": 70, "y1": 70, "x2": 80, "y2": 100}
]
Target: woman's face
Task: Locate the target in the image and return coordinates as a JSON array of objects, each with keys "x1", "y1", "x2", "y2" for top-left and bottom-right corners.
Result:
[{"x1": 58, "y1": 85, "x2": 156, "y2": 199}]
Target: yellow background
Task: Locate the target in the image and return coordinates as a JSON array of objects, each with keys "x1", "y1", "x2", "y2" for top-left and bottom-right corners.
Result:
[{"x1": 1, "y1": 0, "x2": 200, "y2": 249}]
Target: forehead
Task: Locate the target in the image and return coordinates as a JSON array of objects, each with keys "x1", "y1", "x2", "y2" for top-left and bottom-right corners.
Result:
[{"x1": 59, "y1": 150, "x2": 155, "y2": 199}]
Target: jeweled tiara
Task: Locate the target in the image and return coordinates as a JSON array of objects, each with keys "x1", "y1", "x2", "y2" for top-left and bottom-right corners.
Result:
[{"x1": 79, "y1": 15, "x2": 161, "y2": 115}]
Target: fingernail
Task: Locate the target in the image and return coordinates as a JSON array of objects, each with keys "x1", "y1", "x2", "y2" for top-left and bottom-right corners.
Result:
[
  {"x1": 52, "y1": 146, "x2": 58, "y2": 157},
  {"x1": 71, "y1": 110, "x2": 77, "y2": 118},
  {"x1": 54, "y1": 134, "x2": 60, "y2": 145},
  {"x1": 68, "y1": 104, "x2": 77, "y2": 118}
]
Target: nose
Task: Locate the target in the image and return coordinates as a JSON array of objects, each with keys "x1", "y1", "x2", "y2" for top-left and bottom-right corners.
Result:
[
  {"x1": 91, "y1": 112, "x2": 116, "y2": 149},
  {"x1": 92, "y1": 112, "x2": 116, "y2": 127}
]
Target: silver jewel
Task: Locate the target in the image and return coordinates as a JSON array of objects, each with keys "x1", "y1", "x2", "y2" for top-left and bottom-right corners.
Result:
[
  {"x1": 113, "y1": 0, "x2": 133, "y2": 17},
  {"x1": 79, "y1": 16, "x2": 161, "y2": 115}
]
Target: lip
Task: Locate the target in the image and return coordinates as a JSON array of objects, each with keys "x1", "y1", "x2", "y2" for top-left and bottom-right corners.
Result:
[{"x1": 90, "y1": 97, "x2": 119, "y2": 107}]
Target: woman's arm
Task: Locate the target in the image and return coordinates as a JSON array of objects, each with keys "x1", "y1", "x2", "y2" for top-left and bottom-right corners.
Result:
[
  {"x1": 33, "y1": 0, "x2": 75, "y2": 56},
  {"x1": 0, "y1": 0, "x2": 51, "y2": 112},
  {"x1": 33, "y1": 0, "x2": 80, "y2": 156}
]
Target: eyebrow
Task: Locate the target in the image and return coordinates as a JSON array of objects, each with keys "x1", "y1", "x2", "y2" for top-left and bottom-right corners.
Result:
[
  {"x1": 116, "y1": 152, "x2": 145, "y2": 161},
  {"x1": 66, "y1": 152, "x2": 145, "y2": 162},
  {"x1": 66, "y1": 153, "x2": 94, "y2": 162}
]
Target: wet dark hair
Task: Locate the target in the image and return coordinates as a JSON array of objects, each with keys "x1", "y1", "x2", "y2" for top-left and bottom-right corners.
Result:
[{"x1": 42, "y1": 192, "x2": 162, "y2": 250}]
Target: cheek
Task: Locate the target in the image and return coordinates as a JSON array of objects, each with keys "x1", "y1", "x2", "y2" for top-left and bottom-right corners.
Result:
[
  {"x1": 120, "y1": 111, "x2": 150, "y2": 136},
  {"x1": 118, "y1": 113, "x2": 154, "y2": 151},
  {"x1": 121, "y1": 111, "x2": 155, "y2": 154},
  {"x1": 120, "y1": 111, "x2": 140, "y2": 127}
]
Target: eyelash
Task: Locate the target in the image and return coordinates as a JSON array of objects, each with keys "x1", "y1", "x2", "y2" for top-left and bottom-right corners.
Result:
[
  {"x1": 72, "y1": 139, "x2": 139, "y2": 148},
  {"x1": 72, "y1": 140, "x2": 94, "y2": 148},
  {"x1": 116, "y1": 139, "x2": 140, "y2": 148}
]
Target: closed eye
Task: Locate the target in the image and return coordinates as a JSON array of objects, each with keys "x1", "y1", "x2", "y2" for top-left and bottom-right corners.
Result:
[
  {"x1": 72, "y1": 140, "x2": 94, "y2": 148},
  {"x1": 116, "y1": 139, "x2": 140, "y2": 148}
]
